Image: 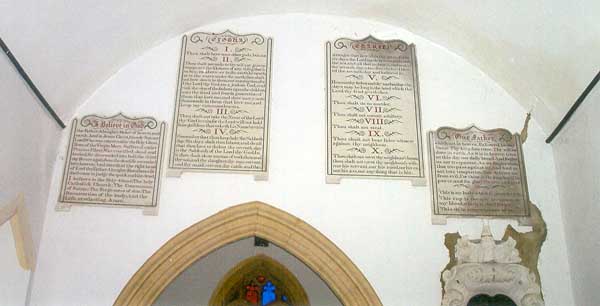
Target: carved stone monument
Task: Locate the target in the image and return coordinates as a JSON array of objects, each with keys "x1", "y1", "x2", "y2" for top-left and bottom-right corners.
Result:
[
  {"x1": 58, "y1": 114, "x2": 166, "y2": 215},
  {"x1": 441, "y1": 223, "x2": 544, "y2": 306},
  {"x1": 168, "y1": 30, "x2": 272, "y2": 180},
  {"x1": 428, "y1": 126, "x2": 531, "y2": 224},
  {"x1": 326, "y1": 36, "x2": 425, "y2": 185}
]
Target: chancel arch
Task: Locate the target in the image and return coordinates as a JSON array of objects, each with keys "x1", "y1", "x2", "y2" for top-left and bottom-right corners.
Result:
[{"x1": 114, "y1": 201, "x2": 382, "y2": 306}]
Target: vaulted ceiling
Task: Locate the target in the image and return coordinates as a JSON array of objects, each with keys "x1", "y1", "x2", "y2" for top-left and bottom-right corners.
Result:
[{"x1": 2, "y1": 0, "x2": 598, "y2": 132}]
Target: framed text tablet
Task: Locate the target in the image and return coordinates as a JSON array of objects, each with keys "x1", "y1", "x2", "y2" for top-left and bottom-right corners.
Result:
[
  {"x1": 168, "y1": 30, "x2": 272, "y2": 180},
  {"x1": 326, "y1": 36, "x2": 425, "y2": 185},
  {"x1": 428, "y1": 126, "x2": 531, "y2": 224},
  {"x1": 58, "y1": 114, "x2": 166, "y2": 215}
]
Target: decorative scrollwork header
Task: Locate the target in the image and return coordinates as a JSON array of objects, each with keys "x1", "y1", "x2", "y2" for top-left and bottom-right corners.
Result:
[
  {"x1": 333, "y1": 35, "x2": 410, "y2": 52},
  {"x1": 188, "y1": 30, "x2": 266, "y2": 46},
  {"x1": 80, "y1": 113, "x2": 158, "y2": 129},
  {"x1": 435, "y1": 125, "x2": 516, "y2": 143}
]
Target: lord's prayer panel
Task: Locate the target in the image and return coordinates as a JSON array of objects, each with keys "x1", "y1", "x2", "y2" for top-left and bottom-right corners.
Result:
[{"x1": 428, "y1": 126, "x2": 531, "y2": 221}]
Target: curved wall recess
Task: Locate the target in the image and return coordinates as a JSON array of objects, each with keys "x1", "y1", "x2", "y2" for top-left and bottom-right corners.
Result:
[
  {"x1": 208, "y1": 254, "x2": 310, "y2": 306},
  {"x1": 114, "y1": 201, "x2": 382, "y2": 306}
]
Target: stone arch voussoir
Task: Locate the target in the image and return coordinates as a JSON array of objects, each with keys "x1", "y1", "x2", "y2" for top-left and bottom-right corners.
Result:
[{"x1": 114, "y1": 201, "x2": 382, "y2": 306}]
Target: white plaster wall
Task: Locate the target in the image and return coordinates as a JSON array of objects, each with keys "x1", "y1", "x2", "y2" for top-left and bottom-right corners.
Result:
[
  {"x1": 154, "y1": 238, "x2": 341, "y2": 306},
  {"x1": 552, "y1": 85, "x2": 600, "y2": 306},
  {"x1": 0, "y1": 50, "x2": 62, "y2": 305},
  {"x1": 2, "y1": 1, "x2": 599, "y2": 133},
  {"x1": 30, "y1": 15, "x2": 574, "y2": 306}
]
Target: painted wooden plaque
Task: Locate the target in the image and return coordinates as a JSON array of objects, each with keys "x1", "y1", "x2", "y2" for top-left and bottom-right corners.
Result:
[
  {"x1": 58, "y1": 114, "x2": 166, "y2": 214},
  {"x1": 168, "y1": 30, "x2": 272, "y2": 180},
  {"x1": 326, "y1": 36, "x2": 425, "y2": 185},
  {"x1": 428, "y1": 126, "x2": 531, "y2": 224}
]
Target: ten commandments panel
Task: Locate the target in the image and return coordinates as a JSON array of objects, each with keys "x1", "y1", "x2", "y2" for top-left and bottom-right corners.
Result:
[
  {"x1": 326, "y1": 36, "x2": 425, "y2": 184},
  {"x1": 428, "y1": 126, "x2": 531, "y2": 223},
  {"x1": 168, "y1": 31, "x2": 272, "y2": 178},
  {"x1": 58, "y1": 114, "x2": 166, "y2": 210}
]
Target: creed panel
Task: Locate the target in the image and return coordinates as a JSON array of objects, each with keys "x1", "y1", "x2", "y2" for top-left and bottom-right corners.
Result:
[
  {"x1": 428, "y1": 126, "x2": 531, "y2": 224},
  {"x1": 58, "y1": 114, "x2": 166, "y2": 213},
  {"x1": 326, "y1": 36, "x2": 425, "y2": 185},
  {"x1": 168, "y1": 30, "x2": 272, "y2": 179}
]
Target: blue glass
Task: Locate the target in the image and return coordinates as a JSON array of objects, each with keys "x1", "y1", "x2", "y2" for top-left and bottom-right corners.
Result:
[{"x1": 261, "y1": 281, "x2": 276, "y2": 306}]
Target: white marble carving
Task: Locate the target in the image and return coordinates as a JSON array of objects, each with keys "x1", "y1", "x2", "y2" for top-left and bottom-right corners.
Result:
[
  {"x1": 441, "y1": 225, "x2": 544, "y2": 306},
  {"x1": 455, "y1": 225, "x2": 521, "y2": 264}
]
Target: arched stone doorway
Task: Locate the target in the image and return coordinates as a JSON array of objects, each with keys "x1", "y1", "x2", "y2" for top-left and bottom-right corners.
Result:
[{"x1": 114, "y1": 201, "x2": 382, "y2": 306}]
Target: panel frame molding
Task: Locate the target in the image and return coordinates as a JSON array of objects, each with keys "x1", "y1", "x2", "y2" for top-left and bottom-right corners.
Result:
[{"x1": 114, "y1": 201, "x2": 382, "y2": 306}]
